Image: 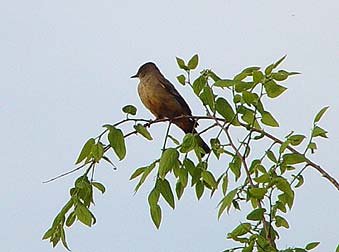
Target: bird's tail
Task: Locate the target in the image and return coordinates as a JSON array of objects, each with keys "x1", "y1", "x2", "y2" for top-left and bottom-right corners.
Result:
[{"x1": 173, "y1": 118, "x2": 210, "y2": 155}]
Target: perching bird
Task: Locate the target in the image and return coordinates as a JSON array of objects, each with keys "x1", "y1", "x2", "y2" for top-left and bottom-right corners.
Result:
[{"x1": 131, "y1": 62, "x2": 210, "y2": 154}]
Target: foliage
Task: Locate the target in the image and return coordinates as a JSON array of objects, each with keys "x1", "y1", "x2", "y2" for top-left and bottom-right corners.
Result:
[{"x1": 43, "y1": 55, "x2": 338, "y2": 251}]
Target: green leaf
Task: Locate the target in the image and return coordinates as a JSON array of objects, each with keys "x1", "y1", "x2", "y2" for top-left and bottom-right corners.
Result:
[
  {"x1": 92, "y1": 182, "x2": 106, "y2": 194},
  {"x1": 274, "y1": 55, "x2": 287, "y2": 68},
  {"x1": 157, "y1": 178, "x2": 175, "y2": 209},
  {"x1": 247, "y1": 208, "x2": 266, "y2": 221},
  {"x1": 176, "y1": 56, "x2": 188, "y2": 70},
  {"x1": 179, "y1": 133, "x2": 197, "y2": 153},
  {"x1": 275, "y1": 215, "x2": 289, "y2": 228},
  {"x1": 201, "y1": 170, "x2": 217, "y2": 189},
  {"x1": 150, "y1": 204, "x2": 161, "y2": 228},
  {"x1": 264, "y1": 80, "x2": 287, "y2": 98},
  {"x1": 175, "y1": 181, "x2": 184, "y2": 199},
  {"x1": 283, "y1": 153, "x2": 306, "y2": 165},
  {"x1": 235, "y1": 81, "x2": 255, "y2": 92},
  {"x1": 218, "y1": 189, "x2": 237, "y2": 219},
  {"x1": 272, "y1": 70, "x2": 289, "y2": 81},
  {"x1": 168, "y1": 134, "x2": 180, "y2": 145},
  {"x1": 305, "y1": 242, "x2": 320, "y2": 250},
  {"x1": 122, "y1": 104, "x2": 137, "y2": 115},
  {"x1": 176, "y1": 74, "x2": 186, "y2": 85},
  {"x1": 75, "y1": 204, "x2": 93, "y2": 227},
  {"x1": 265, "y1": 64, "x2": 274, "y2": 75},
  {"x1": 75, "y1": 138, "x2": 95, "y2": 164},
  {"x1": 42, "y1": 227, "x2": 54, "y2": 240},
  {"x1": 134, "y1": 124, "x2": 153, "y2": 140},
  {"x1": 229, "y1": 155, "x2": 241, "y2": 181},
  {"x1": 195, "y1": 180, "x2": 204, "y2": 200},
  {"x1": 134, "y1": 162, "x2": 156, "y2": 192},
  {"x1": 314, "y1": 106, "x2": 330, "y2": 123},
  {"x1": 288, "y1": 134, "x2": 306, "y2": 146},
  {"x1": 108, "y1": 127, "x2": 126, "y2": 160},
  {"x1": 60, "y1": 226, "x2": 70, "y2": 251},
  {"x1": 65, "y1": 211, "x2": 76, "y2": 227},
  {"x1": 294, "y1": 174, "x2": 304, "y2": 188},
  {"x1": 214, "y1": 79, "x2": 241, "y2": 87},
  {"x1": 248, "y1": 187, "x2": 267, "y2": 199},
  {"x1": 158, "y1": 148, "x2": 179, "y2": 179},
  {"x1": 129, "y1": 166, "x2": 146, "y2": 180},
  {"x1": 188, "y1": 54, "x2": 199, "y2": 70},
  {"x1": 192, "y1": 75, "x2": 206, "y2": 95},
  {"x1": 308, "y1": 142, "x2": 317, "y2": 153},
  {"x1": 222, "y1": 175, "x2": 228, "y2": 195},
  {"x1": 148, "y1": 188, "x2": 160, "y2": 206},
  {"x1": 242, "y1": 91, "x2": 258, "y2": 105},
  {"x1": 312, "y1": 126, "x2": 328, "y2": 138},
  {"x1": 335, "y1": 243, "x2": 339, "y2": 252},
  {"x1": 261, "y1": 111, "x2": 279, "y2": 127},
  {"x1": 215, "y1": 97, "x2": 239, "y2": 125},
  {"x1": 199, "y1": 85, "x2": 215, "y2": 110},
  {"x1": 266, "y1": 150, "x2": 277, "y2": 163},
  {"x1": 253, "y1": 70, "x2": 264, "y2": 84},
  {"x1": 228, "y1": 223, "x2": 251, "y2": 238},
  {"x1": 91, "y1": 142, "x2": 104, "y2": 162}
]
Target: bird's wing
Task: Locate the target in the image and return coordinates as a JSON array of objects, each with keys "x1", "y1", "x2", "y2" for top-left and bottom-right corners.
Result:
[{"x1": 159, "y1": 77, "x2": 192, "y2": 116}]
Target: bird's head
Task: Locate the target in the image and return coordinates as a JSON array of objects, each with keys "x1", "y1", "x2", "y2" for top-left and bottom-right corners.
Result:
[{"x1": 131, "y1": 62, "x2": 160, "y2": 79}]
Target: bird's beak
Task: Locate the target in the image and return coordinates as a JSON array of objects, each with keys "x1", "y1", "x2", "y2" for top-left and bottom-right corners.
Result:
[{"x1": 130, "y1": 74, "x2": 138, "y2": 78}]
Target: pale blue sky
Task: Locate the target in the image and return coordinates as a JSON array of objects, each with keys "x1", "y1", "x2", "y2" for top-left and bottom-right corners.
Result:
[{"x1": 1, "y1": 0, "x2": 339, "y2": 251}]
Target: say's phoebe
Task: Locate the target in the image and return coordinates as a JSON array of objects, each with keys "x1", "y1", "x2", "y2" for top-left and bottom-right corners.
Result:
[{"x1": 131, "y1": 62, "x2": 210, "y2": 154}]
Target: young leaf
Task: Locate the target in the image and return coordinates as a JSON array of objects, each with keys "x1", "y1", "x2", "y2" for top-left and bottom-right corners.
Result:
[
  {"x1": 75, "y1": 204, "x2": 93, "y2": 227},
  {"x1": 157, "y1": 178, "x2": 175, "y2": 209},
  {"x1": 246, "y1": 208, "x2": 266, "y2": 221},
  {"x1": 283, "y1": 153, "x2": 306, "y2": 165},
  {"x1": 312, "y1": 126, "x2": 328, "y2": 138},
  {"x1": 228, "y1": 223, "x2": 251, "y2": 238},
  {"x1": 215, "y1": 98, "x2": 239, "y2": 125},
  {"x1": 261, "y1": 111, "x2": 279, "y2": 127},
  {"x1": 122, "y1": 105, "x2": 137, "y2": 115},
  {"x1": 180, "y1": 133, "x2": 197, "y2": 153},
  {"x1": 314, "y1": 106, "x2": 329, "y2": 123},
  {"x1": 274, "y1": 55, "x2": 287, "y2": 68},
  {"x1": 175, "y1": 181, "x2": 184, "y2": 200},
  {"x1": 158, "y1": 148, "x2": 179, "y2": 179},
  {"x1": 177, "y1": 74, "x2": 186, "y2": 85},
  {"x1": 65, "y1": 212, "x2": 76, "y2": 227},
  {"x1": 176, "y1": 57, "x2": 188, "y2": 70},
  {"x1": 148, "y1": 188, "x2": 160, "y2": 207},
  {"x1": 134, "y1": 124, "x2": 153, "y2": 140},
  {"x1": 305, "y1": 242, "x2": 320, "y2": 250},
  {"x1": 201, "y1": 170, "x2": 217, "y2": 189},
  {"x1": 150, "y1": 204, "x2": 162, "y2": 228},
  {"x1": 192, "y1": 75, "x2": 206, "y2": 95},
  {"x1": 188, "y1": 54, "x2": 199, "y2": 70},
  {"x1": 134, "y1": 162, "x2": 156, "y2": 192},
  {"x1": 288, "y1": 134, "x2": 306, "y2": 146},
  {"x1": 75, "y1": 138, "x2": 95, "y2": 164},
  {"x1": 248, "y1": 187, "x2": 267, "y2": 200},
  {"x1": 264, "y1": 80, "x2": 287, "y2": 98},
  {"x1": 275, "y1": 215, "x2": 289, "y2": 228},
  {"x1": 129, "y1": 166, "x2": 146, "y2": 180},
  {"x1": 108, "y1": 127, "x2": 126, "y2": 160},
  {"x1": 214, "y1": 79, "x2": 240, "y2": 87},
  {"x1": 91, "y1": 182, "x2": 106, "y2": 194},
  {"x1": 195, "y1": 180, "x2": 204, "y2": 200},
  {"x1": 218, "y1": 189, "x2": 237, "y2": 219}
]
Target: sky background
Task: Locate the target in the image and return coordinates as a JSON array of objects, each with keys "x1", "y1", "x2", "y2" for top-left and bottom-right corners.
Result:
[{"x1": 1, "y1": 0, "x2": 339, "y2": 251}]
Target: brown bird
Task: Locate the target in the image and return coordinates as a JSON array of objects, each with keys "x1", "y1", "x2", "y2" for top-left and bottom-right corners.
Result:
[{"x1": 131, "y1": 62, "x2": 210, "y2": 154}]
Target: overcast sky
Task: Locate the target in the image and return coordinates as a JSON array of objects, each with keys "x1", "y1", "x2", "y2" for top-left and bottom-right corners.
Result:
[{"x1": 1, "y1": 0, "x2": 339, "y2": 251}]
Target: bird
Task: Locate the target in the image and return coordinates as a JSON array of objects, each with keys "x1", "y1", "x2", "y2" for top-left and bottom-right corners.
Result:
[{"x1": 131, "y1": 62, "x2": 210, "y2": 154}]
